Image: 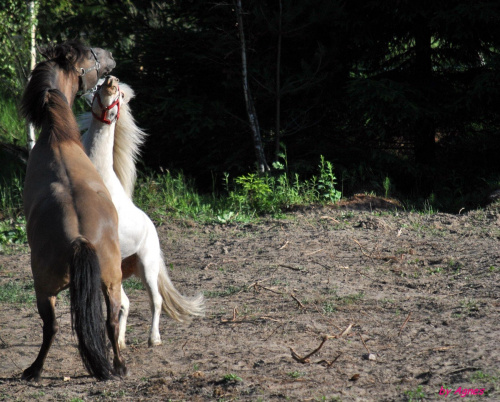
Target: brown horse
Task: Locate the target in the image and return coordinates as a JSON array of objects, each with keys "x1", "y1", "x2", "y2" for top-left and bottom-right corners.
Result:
[{"x1": 20, "y1": 41, "x2": 126, "y2": 381}]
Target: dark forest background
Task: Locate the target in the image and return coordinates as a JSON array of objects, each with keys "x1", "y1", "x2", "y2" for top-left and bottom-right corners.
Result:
[{"x1": 1, "y1": 0, "x2": 500, "y2": 212}]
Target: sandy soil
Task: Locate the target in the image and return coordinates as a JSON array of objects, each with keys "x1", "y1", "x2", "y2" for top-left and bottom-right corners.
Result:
[{"x1": 1, "y1": 199, "x2": 499, "y2": 401}]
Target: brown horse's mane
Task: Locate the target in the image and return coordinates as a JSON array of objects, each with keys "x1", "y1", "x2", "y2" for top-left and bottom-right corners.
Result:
[
  {"x1": 46, "y1": 89, "x2": 84, "y2": 147},
  {"x1": 20, "y1": 40, "x2": 89, "y2": 131}
]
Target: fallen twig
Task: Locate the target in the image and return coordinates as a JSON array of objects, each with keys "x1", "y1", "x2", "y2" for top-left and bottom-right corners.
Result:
[
  {"x1": 304, "y1": 248, "x2": 324, "y2": 256},
  {"x1": 250, "y1": 283, "x2": 283, "y2": 295},
  {"x1": 317, "y1": 353, "x2": 342, "y2": 367},
  {"x1": 352, "y1": 238, "x2": 373, "y2": 259},
  {"x1": 291, "y1": 293, "x2": 306, "y2": 309},
  {"x1": 278, "y1": 240, "x2": 289, "y2": 250},
  {"x1": 359, "y1": 333, "x2": 371, "y2": 354},
  {"x1": 279, "y1": 264, "x2": 307, "y2": 272},
  {"x1": 290, "y1": 335, "x2": 330, "y2": 364},
  {"x1": 398, "y1": 311, "x2": 412, "y2": 337},
  {"x1": 220, "y1": 307, "x2": 239, "y2": 323},
  {"x1": 339, "y1": 323, "x2": 353, "y2": 338},
  {"x1": 320, "y1": 215, "x2": 340, "y2": 224}
]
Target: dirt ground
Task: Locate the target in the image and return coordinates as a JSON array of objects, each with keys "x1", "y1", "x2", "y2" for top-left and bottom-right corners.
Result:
[{"x1": 1, "y1": 197, "x2": 499, "y2": 401}]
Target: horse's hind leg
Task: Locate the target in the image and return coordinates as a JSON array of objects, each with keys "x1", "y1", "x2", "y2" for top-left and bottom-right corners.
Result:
[
  {"x1": 22, "y1": 295, "x2": 58, "y2": 381},
  {"x1": 118, "y1": 285, "x2": 130, "y2": 350},
  {"x1": 137, "y1": 254, "x2": 162, "y2": 347},
  {"x1": 103, "y1": 285, "x2": 128, "y2": 377}
]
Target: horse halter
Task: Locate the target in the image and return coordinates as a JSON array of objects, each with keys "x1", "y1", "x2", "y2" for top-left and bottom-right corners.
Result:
[
  {"x1": 76, "y1": 48, "x2": 101, "y2": 77},
  {"x1": 75, "y1": 48, "x2": 101, "y2": 95},
  {"x1": 91, "y1": 85, "x2": 121, "y2": 124}
]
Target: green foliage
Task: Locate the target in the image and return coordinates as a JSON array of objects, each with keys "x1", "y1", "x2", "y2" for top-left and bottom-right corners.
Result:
[
  {"x1": 122, "y1": 277, "x2": 144, "y2": 292},
  {"x1": 134, "y1": 169, "x2": 220, "y2": 223},
  {"x1": 0, "y1": 173, "x2": 24, "y2": 219},
  {"x1": 0, "y1": 95, "x2": 26, "y2": 146},
  {"x1": 404, "y1": 385, "x2": 426, "y2": 402},
  {"x1": 133, "y1": 156, "x2": 342, "y2": 224},
  {"x1": 0, "y1": 279, "x2": 35, "y2": 304},
  {"x1": 0, "y1": 1, "x2": 33, "y2": 95},
  {"x1": 0, "y1": 217, "x2": 27, "y2": 248},
  {"x1": 222, "y1": 373, "x2": 242, "y2": 383},
  {"x1": 316, "y1": 156, "x2": 342, "y2": 203},
  {"x1": 227, "y1": 155, "x2": 342, "y2": 216}
]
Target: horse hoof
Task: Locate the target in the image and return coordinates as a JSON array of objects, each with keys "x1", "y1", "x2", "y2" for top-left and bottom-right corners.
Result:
[
  {"x1": 148, "y1": 338, "x2": 162, "y2": 347},
  {"x1": 114, "y1": 365, "x2": 129, "y2": 378},
  {"x1": 22, "y1": 366, "x2": 41, "y2": 382},
  {"x1": 118, "y1": 341, "x2": 127, "y2": 350}
]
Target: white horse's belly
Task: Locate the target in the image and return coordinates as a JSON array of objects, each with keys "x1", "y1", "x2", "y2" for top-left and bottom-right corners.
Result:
[{"x1": 115, "y1": 200, "x2": 148, "y2": 258}]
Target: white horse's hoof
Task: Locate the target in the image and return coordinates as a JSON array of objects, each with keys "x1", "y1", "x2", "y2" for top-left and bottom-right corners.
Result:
[
  {"x1": 118, "y1": 340, "x2": 127, "y2": 350},
  {"x1": 148, "y1": 338, "x2": 162, "y2": 347}
]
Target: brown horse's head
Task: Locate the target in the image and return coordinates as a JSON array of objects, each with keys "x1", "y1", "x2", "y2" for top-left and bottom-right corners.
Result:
[{"x1": 21, "y1": 40, "x2": 116, "y2": 128}]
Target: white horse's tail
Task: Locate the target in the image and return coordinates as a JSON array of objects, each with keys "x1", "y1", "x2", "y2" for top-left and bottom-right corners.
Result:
[{"x1": 158, "y1": 257, "x2": 205, "y2": 322}]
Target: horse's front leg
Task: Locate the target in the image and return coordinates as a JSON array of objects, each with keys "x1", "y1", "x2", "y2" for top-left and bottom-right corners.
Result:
[{"x1": 22, "y1": 295, "x2": 58, "y2": 381}]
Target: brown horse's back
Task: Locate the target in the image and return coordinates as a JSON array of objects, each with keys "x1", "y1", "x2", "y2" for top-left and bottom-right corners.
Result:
[{"x1": 24, "y1": 138, "x2": 120, "y2": 293}]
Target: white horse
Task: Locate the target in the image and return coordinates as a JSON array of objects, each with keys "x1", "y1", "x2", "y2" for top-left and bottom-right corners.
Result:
[{"x1": 79, "y1": 76, "x2": 204, "y2": 348}]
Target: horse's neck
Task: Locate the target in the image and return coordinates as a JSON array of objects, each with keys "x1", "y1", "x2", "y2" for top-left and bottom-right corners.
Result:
[{"x1": 83, "y1": 122, "x2": 121, "y2": 188}]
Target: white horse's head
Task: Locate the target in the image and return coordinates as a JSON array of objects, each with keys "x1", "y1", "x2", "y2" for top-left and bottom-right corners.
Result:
[
  {"x1": 91, "y1": 76, "x2": 122, "y2": 124},
  {"x1": 79, "y1": 77, "x2": 147, "y2": 198}
]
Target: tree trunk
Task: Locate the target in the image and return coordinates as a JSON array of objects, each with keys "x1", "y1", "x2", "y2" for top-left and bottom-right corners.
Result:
[
  {"x1": 27, "y1": 1, "x2": 37, "y2": 152},
  {"x1": 274, "y1": 0, "x2": 282, "y2": 162},
  {"x1": 234, "y1": 0, "x2": 269, "y2": 173},
  {"x1": 413, "y1": 20, "x2": 435, "y2": 166}
]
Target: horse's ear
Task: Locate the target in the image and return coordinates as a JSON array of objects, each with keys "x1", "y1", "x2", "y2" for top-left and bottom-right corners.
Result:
[{"x1": 37, "y1": 45, "x2": 50, "y2": 60}]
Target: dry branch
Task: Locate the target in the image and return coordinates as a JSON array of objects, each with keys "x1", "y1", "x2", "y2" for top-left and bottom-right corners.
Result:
[
  {"x1": 359, "y1": 333, "x2": 371, "y2": 353},
  {"x1": 279, "y1": 264, "x2": 307, "y2": 272},
  {"x1": 352, "y1": 238, "x2": 373, "y2": 259},
  {"x1": 398, "y1": 312, "x2": 412, "y2": 336},
  {"x1": 320, "y1": 215, "x2": 340, "y2": 224},
  {"x1": 291, "y1": 293, "x2": 306, "y2": 309},
  {"x1": 290, "y1": 335, "x2": 329, "y2": 364},
  {"x1": 278, "y1": 240, "x2": 289, "y2": 250}
]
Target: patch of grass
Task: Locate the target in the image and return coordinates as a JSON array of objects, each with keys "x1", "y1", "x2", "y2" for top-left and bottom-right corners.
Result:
[
  {"x1": 460, "y1": 298, "x2": 480, "y2": 315},
  {"x1": 288, "y1": 371, "x2": 306, "y2": 379},
  {"x1": 122, "y1": 277, "x2": 144, "y2": 292},
  {"x1": 338, "y1": 292, "x2": 365, "y2": 305},
  {"x1": 322, "y1": 292, "x2": 365, "y2": 314},
  {"x1": 322, "y1": 301, "x2": 336, "y2": 314},
  {"x1": 470, "y1": 370, "x2": 499, "y2": 384},
  {"x1": 404, "y1": 385, "x2": 426, "y2": 401},
  {"x1": 222, "y1": 373, "x2": 242, "y2": 383},
  {"x1": 427, "y1": 266, "x2": 443, "y2": 275},
  {"x1": 0, "y1": 280, "x2": 36, "y2": 304}
]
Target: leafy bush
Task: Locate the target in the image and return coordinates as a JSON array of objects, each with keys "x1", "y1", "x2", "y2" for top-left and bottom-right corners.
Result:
[{"x1": 227, "y1": 155, "x2": 342, "y2": 216}]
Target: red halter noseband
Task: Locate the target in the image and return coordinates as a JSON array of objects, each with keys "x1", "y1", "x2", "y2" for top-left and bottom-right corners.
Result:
[{"x1": 91, "y1": 86, "x2": 121, "y2": 124}]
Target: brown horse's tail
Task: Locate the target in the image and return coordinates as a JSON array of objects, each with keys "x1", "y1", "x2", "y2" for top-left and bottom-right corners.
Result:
[
  {"x1": 158, "y1": 255, "x2": 205, "y2": 322},
  {"x1": 69, "y1": 237, "x2": 113, "y2": 380}
]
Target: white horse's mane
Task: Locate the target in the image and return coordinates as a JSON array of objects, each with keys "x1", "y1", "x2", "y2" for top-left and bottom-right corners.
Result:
[{"x1": 79, "y1": 81, "x2": 147, "y2": 198}]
